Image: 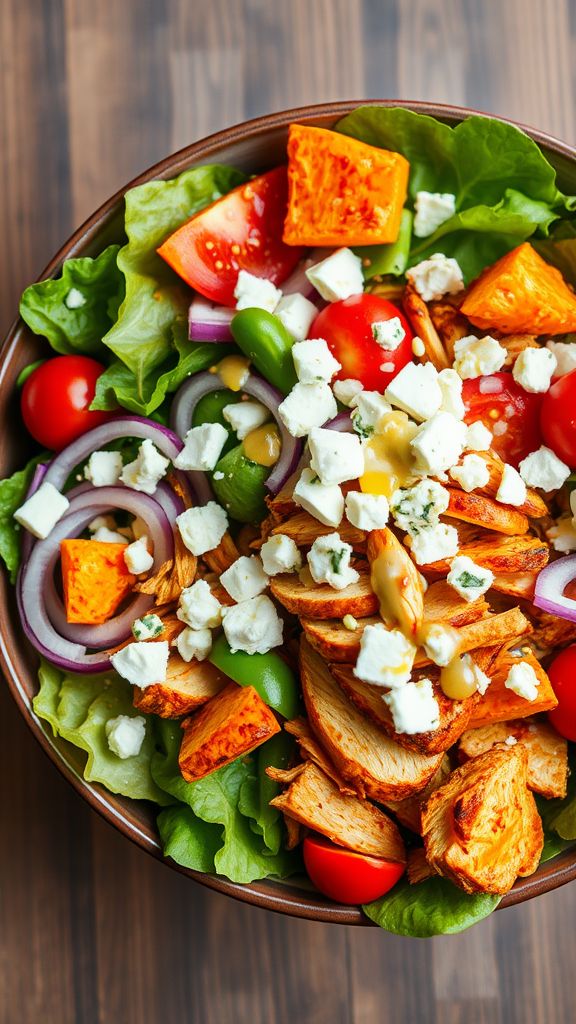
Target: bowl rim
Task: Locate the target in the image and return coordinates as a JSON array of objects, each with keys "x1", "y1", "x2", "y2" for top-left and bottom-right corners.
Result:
[{"x1": 3, "y1": 97, "x2": 576, "y2": 926}]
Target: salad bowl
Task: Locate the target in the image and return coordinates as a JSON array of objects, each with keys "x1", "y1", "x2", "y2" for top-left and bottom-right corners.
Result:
[{"x1": 3, "y1": 99, "x2": 576, "y2": 927}]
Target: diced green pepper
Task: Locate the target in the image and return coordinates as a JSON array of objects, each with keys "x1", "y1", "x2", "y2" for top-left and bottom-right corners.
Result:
[
  {"x1": 209, "y1": 634, "x2": 301, "y2": 719},
  {"x1": 231, "y1": 308, "x2": 298, "y2": 394},
  {"x1": 211, "y1": 443, "x2": 268, "y2": 523}
]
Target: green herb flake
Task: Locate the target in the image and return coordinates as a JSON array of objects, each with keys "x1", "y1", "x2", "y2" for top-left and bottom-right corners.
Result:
[
  {"x1": 329, "y1": 548, "x2": 346, "y2": 574},
  {"x1": 457, "y1": 570, "x2": 485, "y2": 589}
]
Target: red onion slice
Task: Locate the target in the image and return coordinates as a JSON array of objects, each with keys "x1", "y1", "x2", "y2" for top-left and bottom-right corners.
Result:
[
  {"x1": 188, "y1": 296, "x2": 235, "y2": 342},
  {"x1": 325, "y1": 411, "x2": 353, "y2": 432},
  {"x1": 534, "y1": 555, "x2": 576, "y2": 622}
]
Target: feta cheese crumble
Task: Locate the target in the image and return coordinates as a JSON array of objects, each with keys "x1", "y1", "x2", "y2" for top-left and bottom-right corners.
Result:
[
  {"x1": 354, "y1": 624, "x2": 416, "y2": 688},
  {"x1": 512, "y1": 347, "x2": 557, "y2": 394},
  {"x1": 234, "y1": 269, "x2": 282, "y2": 313},
  {"x1": 305, "y1": 248, "x2": 364, "y2": 302},
  {"x1": 408, "y1": 522, "x2": 459, "y2": 565},
  {"x1": 123, "y1": 536, "x2": 154, "y2": 574},
  {"x1": 504, "y1": 661, "x2": 540, "y2": 702},
  {"x1": 176, "y1": 501, "x2": 228, "y2": 556},
  {"x1": 413, "y1": 191, "x2": 456, "y2": 238},
  {"x1": 496, "y1": 463, "x2": 527, "y2": 506},
  {"x1": 410, "y1": 412, "x2": 467, "y2": 474},
  {"x1": 307, "y1": 532, "x2": 359, "y2": 590},
  {"x1": 438, "y1": 368, "x2": 465, "y2": 419},
  {"x1": 221, "y1": 595, "x2": 283, "y2": 654},
  {"x1": 465, "y1": 421, "x2": 493, "y2": 452},
  {"x1": 447, "y1": 555, "x2": 494, "y2": 602},
  {"x1": 175, "y1": 627, "x2": 212, "y2": 662},
  {"x1": 390, "y1": 479, "x2": 449, "y2": 534},
  {"x1": 222, "y1": 400, "x2": 269, "y2": 440},
  {"x1": 132, "y1": 613, "x2": 164, "y2": 640},
  {"x1": 422, "y1": 624, "x2": 459, "y2": 667},
  {"x1": 110, "y1": 641, "x2": 169, "y2": 688},
  {"x1": 292, "y1": 338, "x2": 342, "y2": 383},
  {"x1": 453, "y1": 335, "x2": 507, "y2": 380},
  {"x1": 333, "y1": 378, "x2": 363, "y2": 406},
  {"x1": 84, "y1": 450, "x2": 123, "y2": 487},
  {"x1": 383, "y1": 678, "x2": 440, "y2": 734},
  {"x1": 293, "y1": 468, "x2": 344, "y2": 527},
  {"x1": 260, "y1": 534, "x2": 302, "y2": 576},
  {"x1": 384, "y1": 362, "x2": 442, "y2": 422},
  {"x1": 177, "y1": 578, "x2": 222, "y2": 629},
  {"x1": 220, "y1": 555, "x2": 269, "y2": 602},
  {"x1": 546, "y1": 515, "x2": 576, "y2": 553},
  {"x1": 92, "y1": 526, "x2": 127, "y2": 544},
  {"x1": 345, "y1": 491, "x2": 390, "y2": 531},
  {"x1": 278, "y1": 382, "x2": 337, "y2": 437},
  {"x1": 372, "y1": 317, "x2": 405, "y2": 350},
  {"x1": 449, "y1": 453, "x2": 490, "y2": 492},
  {"x1": 350, "y1": 391, "x2": 392, "y2": 438},
  {"x1": 275, "y1": 292, "x2": 317, "y2": 341},
  {"x1": 105, "y1": 715, "x2": 146, "y2": 758},
  {"x1": 406, "y1": 253, "x2": 464, "y2": 302},
  {"x1": 174, "y1": 422, "x2": 229, "y2": 470},
  {"x1": 519, "y1": 446, "x2": 570, "y2": 491},
  {"x1": 546, "y1": 340, "x2": 576, "y2": 377},
  {"x1": 308, "y1": 427, "x2": 364, "y2": 486},
  {"x1": 121, "y1": 440, "x2": 170, "y2": 495},
  {"x1": 15, "y1": 482, "x2": 70, "y2": 540}
]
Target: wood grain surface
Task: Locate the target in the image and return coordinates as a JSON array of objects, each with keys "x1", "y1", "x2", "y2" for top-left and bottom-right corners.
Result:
[{"x1": 1, "y1": 2, "x2": 575, "y2": 1022}]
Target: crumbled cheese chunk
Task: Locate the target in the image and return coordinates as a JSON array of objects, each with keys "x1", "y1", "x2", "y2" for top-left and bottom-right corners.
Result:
[
  {"x1": 412, "y1": 337, "x2": 426, "y2": 358},
  {"x1": 174, "y1": 422, "x2": 228, "y2": 470},
  {"x1": 221, "y1": 595, "x2": 283, "y2": 654},
  {"x1": 176, "y1": 501, "x2": 228, "y2": 556},
  {"x1": 546, "y1": 340, "x2": 576, "y2": 377},
  {"x1": 343, "y1": 614, "x2": 358, "y2": 631},
  {"x1": 345, "y1": 491, "x2": 389, "y2": 531},
  {"x1": 110, "y1": 641, "x2": 169, "y2": 688},
  {"x1": 504, "y1": 661, "x2": 540, "y2": 702},
  {"x1": 88, "y1": 514, "x2": 117, "y2": 533},
  {"x1": 121, "y1": 439, "x2": 170, "y2": 495},
  {"x1": 447, "y1": 555, "x2": 494, "y2": 602},
  {"x1": 333, "y1": 378, "x2": 364, "y2": 406},
  {"x1": 132, "y1": 613, "x2": 164, "y2": 640},
  {"x1": 453, "y1": 335, "x2": 507, "y2": 380},
  {"x1": 234, "y1": 269, "x2": 282, "y2": 313},
  {"x1": 307, "y1": 532, "x2": 359, "y2": 590},
  {"x1": 384, "y1": 362, "x2": 442, "y2": 422},
  {"x1": 220, "y1": 555, "x2": 268, "y2": 602},
  {"x1": 390, "y1": 479, "x2": 449, "y2": 534},
  {"x1": 406, "y1": 253, "x2": 464, "y2": 302},
  {"x1": 423, "y1": 624, "x2": 459, "y2": 667},
  {"x1": 293, "y1": 468, "x2": 344, "y2": 527},
  {"x1": 546, "y1": 515, "x2": 576, "y2": 553},
  {"x1": 278, "y1": 382, "x2": 337, "y2": 437},
  {"x1": 350, "y1": 391, "x2": 392, "y2": 438},
  {"x1": 177, "y1": 578, "x2": 222, "y2": 630},
  {"x1": 449, "y1": 453, "x2": 490, "y2": 492},
  {"x1": 383, "y1": 678, "x2": 440, "y2": 734},
  {"x1": 222, "y1": 400, "x2": 269, "y2": 440},
  {"x1": 275, "y1": 292, "x2": 317, "y2": 341},
  {"x1": 408, "y1": 522, "x2": 459, "y2": 566},
  {"x1": 465, "y1": 421, "x2": 493, "y2": 452},
  {"x1": 513, "y1": 347, "x2": 557, "y2": 394},
  {"x1": 175, "y1": 627, "x2": 212, "y2": 662},
  {"x1": 438, "y1": 368, "x2": 465, "y2": 419},
  {"x1": 260, "y1": 534, "x2": 302, "y2": 575},
  {"x1": 496, "y1": 463, "x2": 527, "y2": 506},
  {"x1": 84, "y1": 450, "x2": 123, "y2": 487},
  {"x1": 472, "y1": 658, "x2": 492, "y2": 696},
  {"x1": 410, "y1": 412, "x2": 467, "y2": 475},
  {"x1": 308, "y1": 427, "x2": 364, "y2": 486},
  {"x1": 14, "y1": 482, "x2": 70, "y2": 539},
  {"x1": 372, "y1": 317, "x2": 406, "y2": 350},
  {"x1": 123, "y1": 536, "x2": 153, "y2": 574},
  {"x1": 354, "y1": 624, "x2": 416, "y2": 688},
  {"x1": 413, "y1": 191, "x2": 456, "y2": 238},
  {"x1": 65, "y1": 287, "x2": 87, "y2": 309},
  {"x1": 305, "y1": 248, "x2": 364, "y2": 302},
  {"x1": 292, "y1": 338, "x2": 341, "y2": 383},
  {"x1": 519, "y1": 446, "x2": 570, "y2": 492},
  {"x1": 92, "y1": 526, "x2": 127, "y2": 544},
  {"x1": 105, "y1": 715, "x2": 146, "y2": 758}
]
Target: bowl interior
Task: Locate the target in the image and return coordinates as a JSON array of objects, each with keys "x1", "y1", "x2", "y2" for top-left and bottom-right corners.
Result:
[{"x1": 2, "y1": 100, "x2": 576, "y2": 924}]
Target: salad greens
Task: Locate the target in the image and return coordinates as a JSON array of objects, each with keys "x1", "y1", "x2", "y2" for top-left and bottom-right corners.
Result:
[
  {"x1": 363, "y1": 875, "x2": 502, "y2": 938},
  {"x1": 0, "y1": 453, "x2": 47, "y2": 582}
]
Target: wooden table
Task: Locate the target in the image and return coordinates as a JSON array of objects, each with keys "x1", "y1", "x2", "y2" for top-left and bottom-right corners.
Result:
[{"x1": 1, "y1": 2, "x2": 575, "y2": 1021}]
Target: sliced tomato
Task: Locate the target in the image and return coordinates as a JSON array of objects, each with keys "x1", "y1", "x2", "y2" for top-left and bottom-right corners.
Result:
[
  {"x1": 462, "y1": 371, "x2": 543, "y2": 467},
  {"x1": 540, "y1": 370, "x2": 576, "y2": 468},
  {"x1": 303, "y1": 835, "x2": 405, "y2": 905},
  {"x1": 157, "y1": 167, "x2": 304, "y2": 306},
  {"x1": 21, "y1": 355, "x2": 113, "y2": 451},
  {"x1": 310, "y1": 294, "x2": 413, "y2": 391},
  {"x1": 548, "y1": 645, "x2": 576, "y2": 741}
]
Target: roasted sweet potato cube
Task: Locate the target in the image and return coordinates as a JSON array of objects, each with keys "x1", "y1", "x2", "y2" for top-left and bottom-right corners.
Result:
[
  {"x1": 458, "y1": 718, "x2": 568, "y2": 799},
  {"x1": 421, "y1": 744, "x2": 543, "y2": 894},
  {"x1": 60, "y1": 538, "x2": 135, "y2": 624},
  {"x1": 178, "y1": 683, "x2": 280, "y2": 782},
  {"x1": 270, "y1": 761, "x2": 406, "y2": 862},
  {"x1": 133, "y1": 656, "x2": 228, "y2": 718}
]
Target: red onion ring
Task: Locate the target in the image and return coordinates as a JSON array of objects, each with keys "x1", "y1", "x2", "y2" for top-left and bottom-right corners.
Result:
[
  {"x1": 534, "y1": 555, "x2": 576, "y2": 621},
  {"x1": 325, "y1": 411, "x2": 353, "y2": 432},
  {"x1": 188, "y1": 296, "x2": 235, "y2": 342},
  {"x1": 19, "y1": 487, "x2": 173, "y2": 673}
]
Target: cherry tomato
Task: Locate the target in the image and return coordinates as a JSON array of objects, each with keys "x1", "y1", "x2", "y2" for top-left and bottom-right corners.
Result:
[
  {"x1": 547, "y1": 645, "x2": 576, "y2": 741},
  {"x1": 157, "y1": 167, "x2": 304, "y2": 306},
  {"x1": 462, "y1": 371, "x2": 543, "y2": 468},
  {"x1": 21, "y1": 355, "x2": 113, "y2": 450},
  {"x1": 540, "y1": 370, "x2": 576, "y2": 468},
  {"x1": 310, "y1": 294, "x2": 413, "y2": 391},
  {"x1": 303, "y1": 835, "x2": 405, "y2": 905}
]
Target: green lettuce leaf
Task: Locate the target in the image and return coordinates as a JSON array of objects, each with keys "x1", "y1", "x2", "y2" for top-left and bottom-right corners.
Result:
[
  {"x1": 19, "y1": 245, "x2": 124, "y2": 356},
  {"x1": 157, "y1": 805, "x2": 221, "y2": 873},
  {"x1": 537, "y1": 748, "x2": 576, "y2": 841},
  {"x1": 363, "y1": 875, "x2": 501, "y2": 937},
  {"x1": 336, "y1": 106, "x2": 568, "y2": 282},
  {"x1": 355, "y1": 209, "x2": 413, "y2": 279},
  {"x1": 0, "y1": 452, "x2": 48, "y2": 582},
  {"x1": 151, "y1": 719, "x2": 299, "y2": 883},
  {"x1": 238, "y1": 733, "x2": 295, "y2": 855},
  {"x1": 534, "y1": 220, "x2": 576, "y2": 285},
  {"x1": 33, "y1": 658, "x2": 169, "y2": 803},
  {"x1": 95, "y1": 165, "x2": 245, "y2": 413}
]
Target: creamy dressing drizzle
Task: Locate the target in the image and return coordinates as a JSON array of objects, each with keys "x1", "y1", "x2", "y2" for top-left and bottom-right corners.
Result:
[
  {"x1": 360, "y1": 411, "x2": 418, "y2": 499},
  {"x1": 243, "y1": 423, "x2": 281, "y2": 467},
  {"x1": 212, "y1": 354, "x2": 251, "y2": 391}
]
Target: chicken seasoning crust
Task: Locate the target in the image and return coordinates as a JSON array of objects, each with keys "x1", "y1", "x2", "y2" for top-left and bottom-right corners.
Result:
[{"x1": 10, "y1": 106, "x2": 576, "y2": 936}]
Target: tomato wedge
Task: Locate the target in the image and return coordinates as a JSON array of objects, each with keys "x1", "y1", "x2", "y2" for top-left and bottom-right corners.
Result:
[
  {"x1": 303, "y1": 835, "x2": 405, "y2": 905},
  {"x1": 540, "y1": 369, "x2": 576, "y2": 468},
  {"x1": 462, "y1": 371, "x2": 543, "y2": 467},
  {"x1": 157, "y1": 167, "x2": 304, "y2": 306},
  {"x1": 310, "y1": 294, "x2": 413, "y2": 392},
  {"x1": 548, "y1": 645, "x2": 576, "y2": 741}
]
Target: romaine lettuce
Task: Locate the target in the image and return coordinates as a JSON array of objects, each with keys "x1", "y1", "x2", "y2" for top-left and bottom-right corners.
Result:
[
  {"x1": 0, "y1": 453, "x2": 47, "y2": 582},
  {"x1": 363, "y1": 875, "x2": 501, "y2": 937}
]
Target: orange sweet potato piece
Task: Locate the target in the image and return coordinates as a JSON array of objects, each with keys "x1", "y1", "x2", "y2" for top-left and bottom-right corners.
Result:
[
  {"x1": 283, "y1": 123, "x2": 409, "y2": 247},
  {"x1": 60, "y1": 538, "x2": 135, "y2": 625},
  {"x1": 178, "y1": 683, "x2": 280, "y2": 782},
  {"x1": 461, "y1": 242, "x2": 576, "y2": 335}
]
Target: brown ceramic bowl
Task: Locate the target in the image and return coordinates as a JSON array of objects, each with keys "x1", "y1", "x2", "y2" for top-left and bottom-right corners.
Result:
[{"x1": 2, "y1": 100, "x2": 575, "y2": 924}]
